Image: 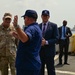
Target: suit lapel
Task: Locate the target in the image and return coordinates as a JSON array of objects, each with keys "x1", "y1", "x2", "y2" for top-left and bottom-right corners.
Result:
[
  {"x1": 46, "y1": 22, "x2": 50, "y2": 30},
  {"x1": 45, "y1": 22, "x2": 52, "y2": 32},
  {"x1": 59, "y1": 27, "x2": 62, "y2": 37},
  {"x1": 39, "y1": 23, "x2": 42, "y2": 30},
  {"x1": 65, "y1": 27, "x2": 68, "y2": 34}
]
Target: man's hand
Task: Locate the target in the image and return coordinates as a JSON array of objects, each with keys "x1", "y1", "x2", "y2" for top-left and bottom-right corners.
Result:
[
  {"x1": 65, "y1": 34, "x2": 70, "y2": 37},
  {"x1": 13, "y1": 15, "x2": 18, "y2": 27},
  {"x1": 9, "y1": 31, "x2": 19, "y2": 39},
  {"x1": 41, "y1": 38, "x2": 46, "y2": 46}
]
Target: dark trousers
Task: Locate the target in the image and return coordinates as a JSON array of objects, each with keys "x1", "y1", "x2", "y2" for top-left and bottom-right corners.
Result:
[
  {"x1": 16, "y1": 69, "x2": 40, "y2": 75},
  {"x1": 40, "y1": 55, "x2": 56, "y2": 75},
  {"x1": 59, "y1": 40, "x2": 69, "y2": 64}
]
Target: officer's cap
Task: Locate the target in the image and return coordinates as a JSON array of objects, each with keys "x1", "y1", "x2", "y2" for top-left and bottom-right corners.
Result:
[
  {"x1": 22, "y1": 10, "x2": 38, "y2": 20},
  {"x1": 42, "y1": 10, "x2": 50, "y2": 16}
]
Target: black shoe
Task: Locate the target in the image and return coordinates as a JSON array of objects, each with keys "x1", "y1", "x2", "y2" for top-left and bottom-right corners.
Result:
[
  {"x1": 57, "y1": 63, "x2": 62, "y2": 65},
  {"x1": 64, "y1": 63, "x2": 70, "y2": 65}
]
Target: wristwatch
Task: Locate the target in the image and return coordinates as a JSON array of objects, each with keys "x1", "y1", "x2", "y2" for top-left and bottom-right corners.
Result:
[{"x1": 14, "y1": 25, "x2": 19, "y2": 29}]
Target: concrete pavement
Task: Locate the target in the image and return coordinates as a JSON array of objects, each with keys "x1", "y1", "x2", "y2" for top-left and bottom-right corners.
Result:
[
  {"x1": 55, "y1": 55, "x2": 75, "y2": 75},
  {"x1": 45, "y1": 54, "x2": 75, "y2": 75},
  {"x1": 0, "y1": 54, "x2": 75, "y2": 75}
]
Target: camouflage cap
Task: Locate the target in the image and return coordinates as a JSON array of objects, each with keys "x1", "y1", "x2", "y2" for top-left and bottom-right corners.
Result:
[{"x1": 3, "y1": 13, "x2": 12, "y2": 19}]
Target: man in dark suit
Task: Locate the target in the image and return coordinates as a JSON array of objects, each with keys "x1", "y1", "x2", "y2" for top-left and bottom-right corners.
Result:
[
  {"x1": 57, "y1": 20, "x2": 72, "y2": 65},
  {"x1": 39, "y1": 10, "x2": 58, "y2": 75}
]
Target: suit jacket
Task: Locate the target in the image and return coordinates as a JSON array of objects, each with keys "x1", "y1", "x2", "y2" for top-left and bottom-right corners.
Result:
[
  {"x1": 39, "y1": 21, "x2": 58, "y2": 57},
  {"x1": 58, "y1": 26, "x2": 72, "y2": 44}
]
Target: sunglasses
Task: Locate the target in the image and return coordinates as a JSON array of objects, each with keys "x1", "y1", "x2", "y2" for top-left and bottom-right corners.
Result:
[{"x1": 5, "y1": 18, "x2": 11, "y2": 21}]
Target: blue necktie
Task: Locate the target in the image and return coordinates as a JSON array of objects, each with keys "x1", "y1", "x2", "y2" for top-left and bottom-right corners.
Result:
[
  {"x1": 63, "y1": 26, "x2": 65, "y2": 37},
  {"x1": 42, "y1": 23, "x2": 46, "y2": 37}
]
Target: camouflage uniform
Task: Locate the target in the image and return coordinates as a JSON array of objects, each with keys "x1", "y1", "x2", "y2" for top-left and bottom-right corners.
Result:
[{"x1": 0, "y1": 24, "x2": 17, "y2": 75}]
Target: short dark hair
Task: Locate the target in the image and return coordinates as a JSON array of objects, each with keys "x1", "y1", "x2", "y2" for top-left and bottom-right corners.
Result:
[{"x1": 63, "y1": 20, "x2": 67, "y2": 24}]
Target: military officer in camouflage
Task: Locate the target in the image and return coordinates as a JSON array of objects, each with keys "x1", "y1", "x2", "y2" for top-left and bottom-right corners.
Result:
[{"x1": 0, "y1": 13, "x2": 17, "y2": 75}]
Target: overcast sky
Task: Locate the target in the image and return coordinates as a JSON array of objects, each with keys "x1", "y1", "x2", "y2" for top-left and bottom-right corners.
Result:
[{"x1": 0, "y1": 0, "x2": 75, "y2": 29}]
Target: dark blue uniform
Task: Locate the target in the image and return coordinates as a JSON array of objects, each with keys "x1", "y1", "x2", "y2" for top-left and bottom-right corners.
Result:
[{"x1": 15, "y1": 23, "x2": 42, "y2": 75}]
